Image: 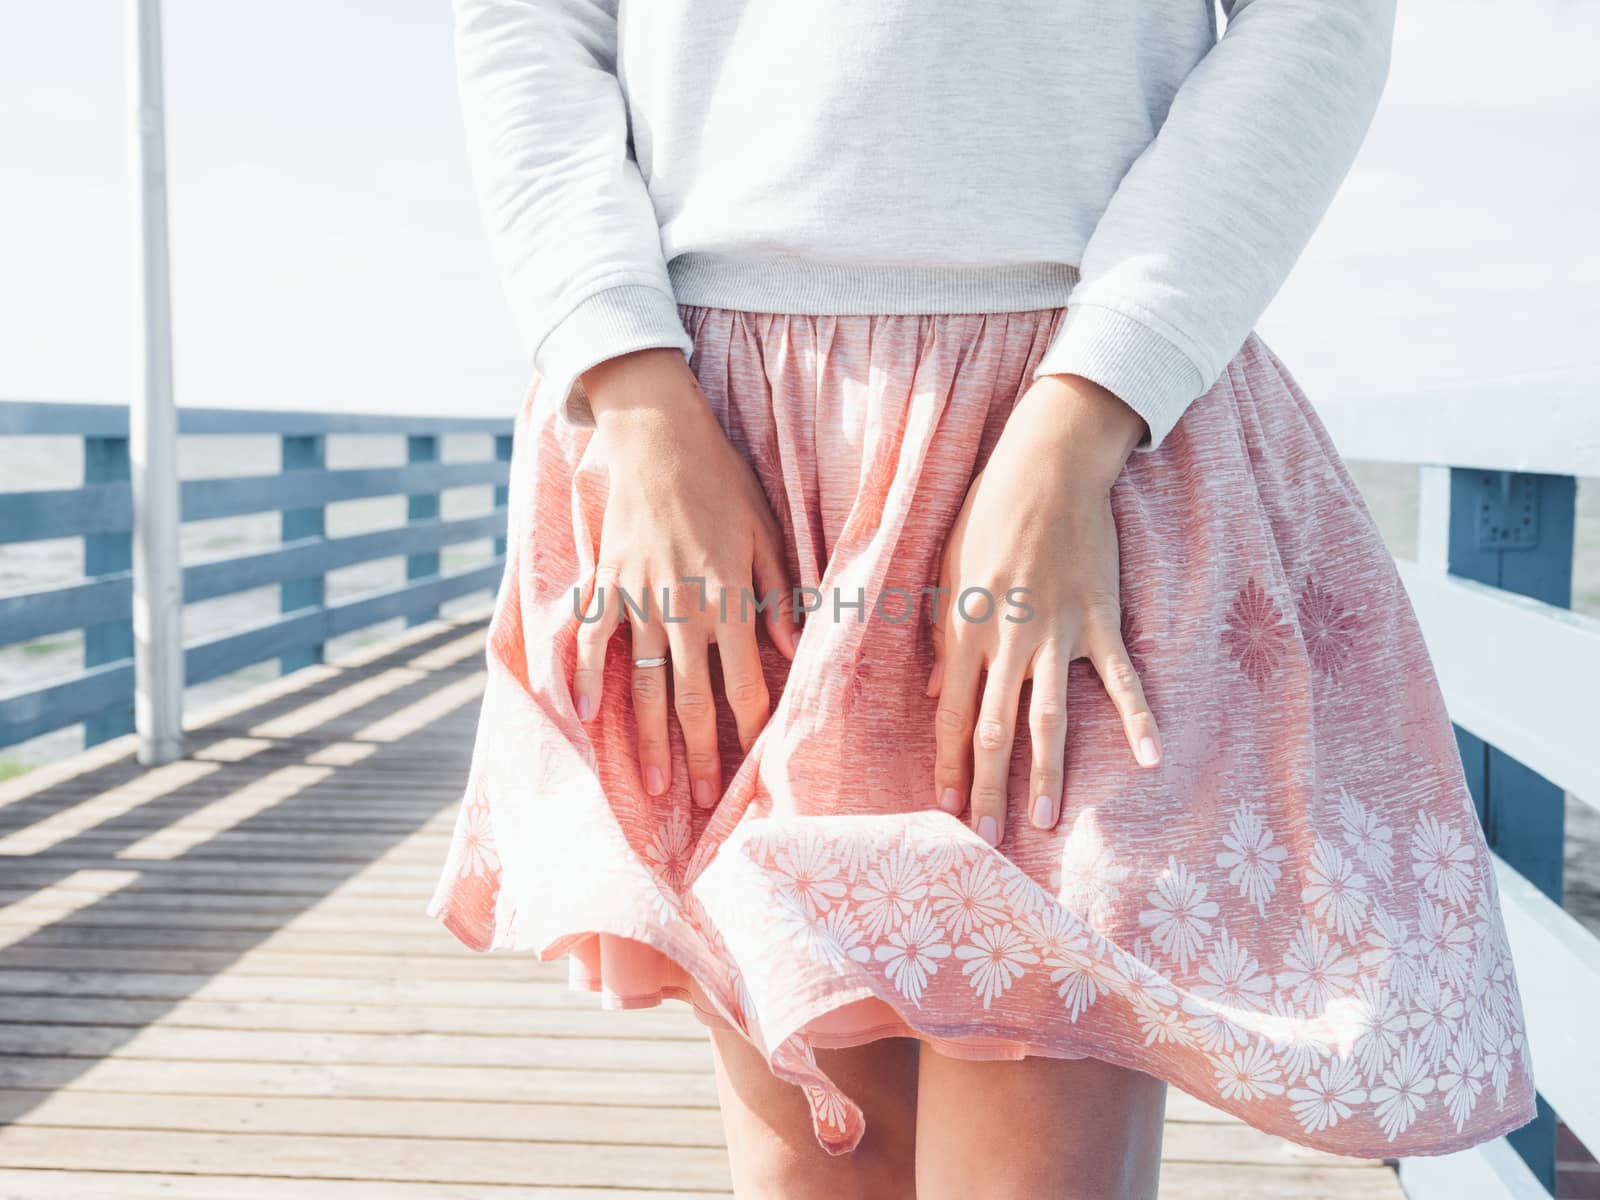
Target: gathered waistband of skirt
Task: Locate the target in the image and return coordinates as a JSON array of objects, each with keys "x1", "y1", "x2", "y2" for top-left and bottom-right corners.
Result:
[{"x1": 667, "y1": 251, "x2": 1080, "y2": 318}]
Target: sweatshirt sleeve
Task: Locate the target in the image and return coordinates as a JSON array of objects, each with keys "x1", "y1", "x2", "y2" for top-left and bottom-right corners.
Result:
[
  {"x1": 1032, "y1": 0, "x2": 1396, "y2": 453},
  {"x1": 452, "y1": 0, "x2": 694, "y2": 428}
]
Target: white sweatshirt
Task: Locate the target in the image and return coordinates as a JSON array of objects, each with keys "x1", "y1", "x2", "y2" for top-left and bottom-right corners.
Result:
[{"x1": 452, "y1": 0, "x2": 1394, "y2": 452}]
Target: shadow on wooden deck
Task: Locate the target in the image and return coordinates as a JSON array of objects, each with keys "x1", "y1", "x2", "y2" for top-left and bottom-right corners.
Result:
[{"x1": 0, "y1": 607, "x2": 1403, "y2": 1197}]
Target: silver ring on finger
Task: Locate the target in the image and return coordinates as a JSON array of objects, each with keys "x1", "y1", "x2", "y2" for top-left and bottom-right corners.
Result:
[{"x1": 633, "y1": 655, "x2": 669, "y2": 669}]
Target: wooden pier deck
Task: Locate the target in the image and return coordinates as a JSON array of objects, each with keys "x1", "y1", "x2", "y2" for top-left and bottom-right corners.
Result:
[{"x1": 0, "y1": 610, "x2": 1403, "y2": 1198}]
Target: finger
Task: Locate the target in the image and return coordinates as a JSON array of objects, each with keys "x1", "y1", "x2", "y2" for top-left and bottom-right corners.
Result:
[
  {"x1": 932, "y1": 622, "x2": 981, "y2": 818},
  {"x1": 711, "y1": 608, "x2": 771, "y2": 754},
  {"x1": 927, "y1": 616, "x2": 945, "y2": 696},
  {"x1": 667, "y1": 620, "x2": 722, "y2": 808},
  {"x1": 1085, "y1": 607, "x2": 1161, "y2": 768},
  {"x1": 751, "y1": 534, "x2": 801, "y2": 660},
  {"x1": 1025, "y1": 640, "x2": 1070, "y2": 830},
  {"x1": 573, "y1": 566, "x2": 621, "y2": 723},
  {"x1": 627, "y1": 593, "x2": 672, "y2": 797},
  {"x1": 969, "y1": 645, "x2": 1028, "y2": 848}
]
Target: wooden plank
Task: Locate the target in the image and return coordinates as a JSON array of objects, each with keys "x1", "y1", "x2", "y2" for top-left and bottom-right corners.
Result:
[
  {"x1": 0, "y1": 1088, "x2": 725, "y2": 1145},
  {"x1": 0, "y1": 1126, "x2": 735, "y2": 1190},
  {"x1": 0, "y1": 1024, "x2": 713, "y2": 1072},
  {"x1": 0, "y1": 922, "x2": 473, "y2": 951},
  {"x1": 0, "y1": 799, "x2": 459, "y2": 822},
  {"x1": 0, "y1": 971, "x2": 602, "y2": 1009},
  {"x1": 406, "y1": 433, "x2": 443, "y2": 627},
  {"x1": 0, "y1": 575, "x2": 129, "y2": 650},
  {"x1": 185, "y1": 575, "x2": 497, "y2": 690},
  {"x1": 0, "y1": 869, "x2": 435, "y2": 896},
  {"x1": 1317, "y1": 366, "x2": 1600, "y2": 475},
  {"x1": 0, "y1": 1162, "x2": 1398, "y2": 1200},
  {"x1": 25, "y1": 825, "x2": 458, "y2": 847},
  {"x1": 81, "y1": 433, "x2": 133, "y2": 747},
  {"x1": 0, "y1": 1020, "x2": 698, "y2": 1072},
  {"x1": 113, "y1": 763, "x2": 342, "y2": 860},
  {"x1": 0, "y1": 996, "x2": 704, "y2": 1040},
  {"x1": 0, "y1": 1056, "x2": 722, "y2": 1107},
  {"x1": 0, "y1": 930, "x2": 481, "y2": 960},
  {"x1": 0, "y1": 1086, "x2": 1283, "y2": 1156},
  {"x1": 192, "y1": 514, "x2": 501, "y2": 610},
  {"x1": 0, "y1": 1055, "x2": 1274, "y2": 1133},
  {"x1": 9, "y1": 855, "x2": 444, "y2": 879},
  {"x1": 1397, "y1": 1136, "x2": 1549, "y2": 1200},
  {"x1": 0, "y1": 810, "x2": 457, "y2": 837},
  {"x1": 0, "y1": 1123, "x2": 1387, "y2": 1187},
  {"x1": 0, "y1": 482, "x2": 130, "y2": 543},
  {"x1": 0, "y1": 883, "x2": 440, "y2": 912},
  {"x1": 0, "y1": 780, "x2": 456, "y2": 815},
  {"x1": 246, "y1": 665, "x2": 437, "y2": 740},
  {"x1": 180, "y1": 460, "x2": 506, "y2": 522},
  {"x1": 0, "y1": 610, "x2": 484, "y2": 804},
  {"x1": 1492, "y1": 851, "x2": 1600, "y2": 1153},
  {"x1": 29, "y1": 823, "x2": 460, "y2": 844},
  {"x1": 0, "y1": 870, "x2": 141, "y2": 952},
  {"x1": 1396, "y1": 556, "x2": 1600, "y2": 816},
  {"x1": 0, "y1": 397, "x2": 513, "y2": 439},
  {"x1": 0, "y1": 765, "x2": 471, "y2": 797},
  {"x1": 1164, "y1": 1120, "x2": 1379, "y2": 1167},
  {"x1": 0, "y1": 765, "x2": 220, "y2": 827},
  {"x1": 3, "y1": 760, "x2": 474, "y2": 792},
  {"x1": 0, "y1": 890, "x2": 445, "y2": 919},
  {"x1": 1161, "y1": 1162, "x2": 1401, "y2": 1199},
  {"x1": 0, "y1": 1170, "x2": 721, "y2": 1200},
  {"x1": 0, "y1": 947, "x2": 542, "y2": 979}
]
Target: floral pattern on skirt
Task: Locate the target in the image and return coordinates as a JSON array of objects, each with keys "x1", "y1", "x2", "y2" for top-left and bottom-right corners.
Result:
[{"x1": 428, "y1": 304, "x2": 1537, "y2": 1158}]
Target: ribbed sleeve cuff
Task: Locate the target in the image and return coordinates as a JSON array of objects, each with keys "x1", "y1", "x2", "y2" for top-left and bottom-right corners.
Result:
[
  {"x1": 535, "y1": 284, "x2": 695, "y2": 428},
  {"x1": 1031, "y1": 303, "x2": 1207, "y2": 453}
]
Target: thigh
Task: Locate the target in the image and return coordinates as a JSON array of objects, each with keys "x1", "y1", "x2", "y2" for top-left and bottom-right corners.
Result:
[
  {"x1": 914, "y1": 1045, "x2": 1167, "y2": 1200},
  {"x1": 707, "y1": 1027, "x2": 919, "y2": 1200}
]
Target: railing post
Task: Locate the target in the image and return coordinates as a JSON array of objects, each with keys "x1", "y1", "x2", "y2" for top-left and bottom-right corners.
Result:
[
  {"x1": 406, "y1": 434, "x2": 440, "y2": 627},
  {"x1": 127, "y1": 0, "x2": 185, "y2": 765},
  {"x1": 280, "y1": 433, "x2": 326, "y2": 673},
  {"x1": 83, "y1": 436, "x2": 134, "y2": 746},
  {"x1": 493, "y1": 432, "x2": 511, "y2": 559},
  {"x1": 1428, "y1": 465, "x2": 1575, "y2": 1191}
]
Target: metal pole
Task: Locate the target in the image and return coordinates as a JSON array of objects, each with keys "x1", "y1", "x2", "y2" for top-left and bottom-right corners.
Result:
[{"x1": 128, "y1": 0, "x2": 185, "y2": 764}]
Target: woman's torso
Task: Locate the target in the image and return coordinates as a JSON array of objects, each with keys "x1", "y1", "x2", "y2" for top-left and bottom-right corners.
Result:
[{"x1": 615, "y1": 0, "x2": 1217, "y2": 315}]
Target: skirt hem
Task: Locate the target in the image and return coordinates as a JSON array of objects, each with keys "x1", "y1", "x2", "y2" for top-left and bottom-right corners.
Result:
[{"x1": 427, "y1": 899, "x2": 1540, "y2": 1163}]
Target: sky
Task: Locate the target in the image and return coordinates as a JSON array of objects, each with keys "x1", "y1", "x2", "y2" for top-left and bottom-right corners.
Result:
[{"x1": 1, "y1": 0, "x2": 1597, "y2": 418}]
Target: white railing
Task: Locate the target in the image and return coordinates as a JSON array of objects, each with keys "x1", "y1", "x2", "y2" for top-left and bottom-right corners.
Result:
[{"x1": 1319, "y1": 367, "x2": 1600, "y2": 1198}]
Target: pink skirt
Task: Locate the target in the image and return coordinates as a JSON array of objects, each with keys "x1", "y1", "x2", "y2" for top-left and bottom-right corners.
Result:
[{"x1": 428, "y1": 304, "x2": 1537, "y2": 1159}]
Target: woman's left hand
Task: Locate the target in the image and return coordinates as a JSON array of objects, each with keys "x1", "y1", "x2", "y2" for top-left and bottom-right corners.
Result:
[{"x1": 927, "y1": 373, "x2": 1163, "y2": 846}]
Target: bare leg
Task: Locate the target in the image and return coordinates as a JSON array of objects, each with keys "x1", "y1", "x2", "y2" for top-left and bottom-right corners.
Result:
[
  {"x1": 914, "y1": 1045, "x2": 1167, "y2": 1200},
  {"x1": 707, "y1": 1027, "x2": 920, "y2": 1200}
]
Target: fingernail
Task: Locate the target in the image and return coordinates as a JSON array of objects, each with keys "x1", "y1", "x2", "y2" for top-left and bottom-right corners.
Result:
[
  {"x1": 576, "y1": 693, "x2": 593, "y2": 721},
  {"x1": 645, "y1": 765, "x2": 664, "y2": 794},
  {"x1": 1031, "y1": 793, "x2": 1055, "y2": 828},
  {"x1": 977, "y1": 814, "x2": 1000, "y2": 846},
  {"x1": 938, "y1": 787, "x2": 962, "y2": 814},
  {"x1": 693, "y1": 778, "x2": 715, "y2": 808},
  {"x1": 1137, "y1": 736, "x2": 1160, "y2": 767}
]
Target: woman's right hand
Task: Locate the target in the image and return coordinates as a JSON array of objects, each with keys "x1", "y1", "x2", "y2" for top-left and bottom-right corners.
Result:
[{"x1": 571, "y1": 347, "x2": 802, "y2": 808}]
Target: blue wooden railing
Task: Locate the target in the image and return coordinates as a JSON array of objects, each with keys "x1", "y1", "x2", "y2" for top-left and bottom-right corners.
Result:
[
  {"x1": 0, "y1": 400, "x2": 512, "y2": 750},
  {"x1": 1322, "y1": 367, "x2": 1599, "y2": 1198}
]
